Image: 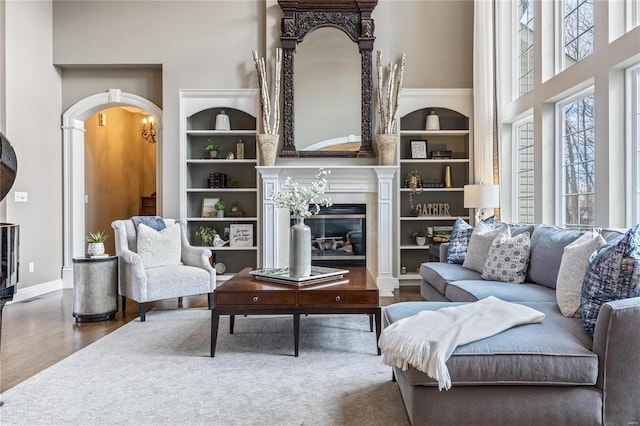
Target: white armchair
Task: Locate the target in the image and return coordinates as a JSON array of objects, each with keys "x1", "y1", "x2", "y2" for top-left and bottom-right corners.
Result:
[{"x1": 111, "y1": 218, "x2": 216, "y2": 321}]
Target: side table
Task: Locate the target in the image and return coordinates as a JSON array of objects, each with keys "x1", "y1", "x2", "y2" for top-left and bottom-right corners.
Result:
[{"x1": 72, "y1": 256, "x2": 118, "y2": 322}]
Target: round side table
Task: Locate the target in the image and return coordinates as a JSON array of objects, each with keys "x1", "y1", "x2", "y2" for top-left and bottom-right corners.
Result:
[{"x1": 72, "y1": 256, "x2": 118, "y2": 322}]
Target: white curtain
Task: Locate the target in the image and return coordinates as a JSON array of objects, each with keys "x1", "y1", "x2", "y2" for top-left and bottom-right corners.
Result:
[{"x1": 473, "y1": 0, "x2": 496, "y2": 185}]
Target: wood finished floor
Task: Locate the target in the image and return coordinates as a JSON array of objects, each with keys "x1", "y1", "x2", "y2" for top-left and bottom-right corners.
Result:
[{"x1": 0, "y1": 286, "x2": 422, "y2": 393}]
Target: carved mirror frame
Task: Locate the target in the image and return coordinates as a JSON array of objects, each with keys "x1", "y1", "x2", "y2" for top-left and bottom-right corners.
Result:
[{"x1": 278, "y1": 0, "x2": 377, "y2": 158}]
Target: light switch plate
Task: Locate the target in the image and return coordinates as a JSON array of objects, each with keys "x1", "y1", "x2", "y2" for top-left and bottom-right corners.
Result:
[{"x1": 14, "y1": 191, "x2": 28, "y2": 202}]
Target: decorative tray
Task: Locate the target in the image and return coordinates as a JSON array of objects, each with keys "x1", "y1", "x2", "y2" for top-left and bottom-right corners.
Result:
[{"x1": 250, "y1": 266, "x2": 349, "y2": 286}]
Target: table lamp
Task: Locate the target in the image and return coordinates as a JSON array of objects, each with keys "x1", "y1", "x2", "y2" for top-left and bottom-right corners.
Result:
[{"x1": 464, "y1": 184, "x2": 500, "y2": 223}]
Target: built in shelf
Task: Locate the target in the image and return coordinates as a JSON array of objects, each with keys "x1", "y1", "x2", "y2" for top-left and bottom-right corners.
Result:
[
  {"x1": 399, "y1": 130, "x2": 470, "y2": 136},
  {"x1": 186, "y1": 188, "x2": 258, "y2": 193},
  {"x1": 187, "y1": 217, "x2": 258, "y2": 222},
  {"x1": 400, "y1": 188, "x2": 464, "y2": 192},
  {"x1": 401, "y1": 216, "x2": 469, "y2": 221},
  {"x1": 400, "y1": 245, "x2": 431, "y2": 250},
  {"x1": 186, "y1": 130, "x2": 256, "y2": 136},
  {"x1": 187, "y1": 159, "x2": 257, "y2": 164},
  {"x1": 399, "y1": 159, "x2": 470, "y2": 164},
  {"x1": 198, "y1": 246, "x2": 258, "y2": 251},
  {"x1": 398, "y1": 273, "x2": 421, "y2": 281}
]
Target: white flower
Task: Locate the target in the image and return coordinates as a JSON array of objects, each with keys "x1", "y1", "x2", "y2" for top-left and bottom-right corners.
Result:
[{"x1": 269, "y1": 169, "x2": 332, "y2": 219}]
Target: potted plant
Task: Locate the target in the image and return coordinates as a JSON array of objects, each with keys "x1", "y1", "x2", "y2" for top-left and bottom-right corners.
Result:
[
  {"x1": 196, "y1": 226, "x2": 218, "y2": 246},
  {"x1": 215, "y1": 200, "x2": 226, "y2": 217},
  {"x1": 86, "y1": 231, "x2": 109, "y2": 256},
  {"x1": 205, "y1": 141, "x2": 220, "y2": 158},
  {"x1": 412, "y1": 229, "x2": 429, "y2": 246},
  {"x1": 227, "y1": 177, "x2": 238, "y2": 188}
]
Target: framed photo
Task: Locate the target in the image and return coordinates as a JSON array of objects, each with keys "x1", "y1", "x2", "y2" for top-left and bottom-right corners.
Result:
[
  {"x1": 229, "y1": 224, "x2": 253, "y2": 247},
  {"x1": 410, "y1": 140, "x2": 427, "y2": 159},
  {"x1": 201, "y1": 197, "x2": 220, "y2": 218}
]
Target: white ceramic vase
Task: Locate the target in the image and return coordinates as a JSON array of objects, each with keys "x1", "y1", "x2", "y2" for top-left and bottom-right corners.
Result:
[
  {"x1": 416, "y1": 236, "x2": 427, "y2": 246},
  {"x1": 87, "y1": 242, "x2": 105, "y2": 256},
  {"x1": 290, "y1": 218, "x2": 311, "y2": 278}
]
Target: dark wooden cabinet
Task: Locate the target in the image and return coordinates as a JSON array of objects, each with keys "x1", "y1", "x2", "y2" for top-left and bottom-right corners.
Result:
[{"x1": 139, "y1": 196, "x2": 156, "y2": 216}]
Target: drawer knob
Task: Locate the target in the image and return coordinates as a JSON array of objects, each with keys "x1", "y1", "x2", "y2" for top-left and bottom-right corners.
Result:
[
  {"x1": 252, "y1": 296, "x2": 259, "y2": 302},
  {"x1": 335, "y1": 296, "x2": 341, "y2": 302}
]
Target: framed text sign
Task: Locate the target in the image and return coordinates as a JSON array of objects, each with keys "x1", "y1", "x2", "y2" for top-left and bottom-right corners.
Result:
[{"x1": 229, "y1": 224, "x2": 253, "y2": 247}]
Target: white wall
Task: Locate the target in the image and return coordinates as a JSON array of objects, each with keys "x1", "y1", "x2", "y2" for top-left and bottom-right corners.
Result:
[{"x1": 3, "y1": 0, "x2": 473, "y2": 290}]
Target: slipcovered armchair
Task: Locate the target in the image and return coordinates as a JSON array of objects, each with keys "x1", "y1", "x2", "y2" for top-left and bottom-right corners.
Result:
[{"x1": 111, "y1": 218, "x2": 216, "y2": 321}]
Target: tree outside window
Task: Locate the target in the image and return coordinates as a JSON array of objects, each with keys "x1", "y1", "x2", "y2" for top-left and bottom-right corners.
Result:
[
  {"x1": 563, "y1": 0, "x2": 594, "y2": 69},
  {"x1": 561, "y1": 94, "x2": 595, "y2": 229}
]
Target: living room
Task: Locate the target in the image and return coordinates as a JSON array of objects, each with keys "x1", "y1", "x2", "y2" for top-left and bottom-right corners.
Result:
[{"x1": 1, "y1": 0, "x2": 639, "y2": 424}]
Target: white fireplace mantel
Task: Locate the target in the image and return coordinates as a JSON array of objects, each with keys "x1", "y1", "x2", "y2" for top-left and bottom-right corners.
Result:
[{"x1": 257, "y1": 165, "x2": 398, "y2": 292}]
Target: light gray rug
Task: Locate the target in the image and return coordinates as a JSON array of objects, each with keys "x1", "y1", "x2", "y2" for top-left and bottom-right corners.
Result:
[{"x1": 0, "y1": 309, "x2": 408, "y2": 425}]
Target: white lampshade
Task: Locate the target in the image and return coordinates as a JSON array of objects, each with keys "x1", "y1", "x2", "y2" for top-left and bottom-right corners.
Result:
[{"x1": 464, "y1": 184, "x2": 500, "y2": 209}]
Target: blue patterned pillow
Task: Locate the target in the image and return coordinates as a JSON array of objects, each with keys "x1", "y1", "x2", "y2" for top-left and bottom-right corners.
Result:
[
  {"x1": 581, "y1": 224, "x2": 640, "y2": 337},
  {"x1": 447, "y1": 217, "x2": 473, "y2": 264},
  {"x1": 446, "y1": 216, "x2": 496, "y2": 264}
]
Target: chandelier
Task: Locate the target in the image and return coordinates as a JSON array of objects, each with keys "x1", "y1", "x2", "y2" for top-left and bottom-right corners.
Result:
[{"x1": 142, "y1": 116, "x2": 157, "y2": 144}]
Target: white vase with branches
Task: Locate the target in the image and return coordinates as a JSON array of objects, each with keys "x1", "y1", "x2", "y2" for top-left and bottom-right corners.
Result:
[
  {"x1": 252, "y1": 48, "x2": 283, "y2": 166},
  {"x1": 375, "y1": 51, "x2": 406, "y2": 165}
]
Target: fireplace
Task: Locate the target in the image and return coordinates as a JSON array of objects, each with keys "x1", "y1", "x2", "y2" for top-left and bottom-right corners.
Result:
[{"x1": 297, "y1": 204, "x2": 366, "y2": 267}]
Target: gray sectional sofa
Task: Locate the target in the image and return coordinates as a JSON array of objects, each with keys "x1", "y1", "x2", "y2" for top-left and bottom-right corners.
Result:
[{"x1": 384, "y1": 225, "x2": 640, "y2": 425}]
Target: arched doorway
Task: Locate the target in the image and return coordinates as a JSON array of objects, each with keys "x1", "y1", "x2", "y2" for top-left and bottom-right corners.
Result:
[{"x1": 61, "y1": 89, "x2": 162, "y2": 287}]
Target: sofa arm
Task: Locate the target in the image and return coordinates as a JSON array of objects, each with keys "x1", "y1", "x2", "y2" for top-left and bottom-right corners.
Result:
[
  {"x1": 592, "y1": 296, "x2": 640, "y2": 424},
  {"x1": 438, "y1": 243, "x2": 450, "y2": 263},
  {"x1": 117, "y1": 248, "x2": 148, "y2": 301},
  {"x1": 182, "y1": 244, "x2": 214, "y2": 271}
]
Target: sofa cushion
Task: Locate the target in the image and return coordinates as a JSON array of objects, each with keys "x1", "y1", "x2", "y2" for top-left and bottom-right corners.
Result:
[
  {"x1": 444, "y1": 280, "x2": 556, "y2": 303},
  {"x1": 462, "y1": 222, "x2": 509, "y2": 273},
  {"x1": 383, "y1": 301, "x2": 597, "y2": 387},
  {"x1": 420, "y1": 263, "x2": 482, "y2": 294},
  {"x1": 446, "y1": 217, "x2": 474, "y2": 264},
  {"x1": 481, "y1": 232, "x2": 531, "y2": 283},
  {"x1": 526, "y1": 226, "x2": 584, "y2": 289},
  {"x1": 556, "y1": 230, "x2": 606, "y2": 317},
  {"x1": 581, "y1": 224, "x2": 640, "y2": 337}
]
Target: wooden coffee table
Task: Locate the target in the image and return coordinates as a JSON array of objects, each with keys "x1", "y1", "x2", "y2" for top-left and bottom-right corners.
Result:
[{"x1": 210, "y1": 267, "x2": 381, "y2": 357}]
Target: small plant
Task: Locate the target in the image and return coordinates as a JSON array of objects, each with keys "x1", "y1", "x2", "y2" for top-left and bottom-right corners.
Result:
[
  {"x1": 86, "y1": 231, "x2": 109, "y2": 243},
  {"x1": 215, "y1": 200, "x2": 226, "y2": 211},
  {"x1": 227, "y1": 177, "x2": 238, "y2": 188},
  {"x1": 205, "y1": 141, "x2": 220, "y2": 152},
  {"x1": 196, "y1": 226, "x2": 218, "y2": 246},
  {"x1": 412, "y1": 229, "x2": 429, "y2": 238}
]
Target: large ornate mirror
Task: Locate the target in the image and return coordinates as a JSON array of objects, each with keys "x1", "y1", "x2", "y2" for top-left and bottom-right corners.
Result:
[{"x1": 278, "y1": 0, "x2": 377, "y2": 158}]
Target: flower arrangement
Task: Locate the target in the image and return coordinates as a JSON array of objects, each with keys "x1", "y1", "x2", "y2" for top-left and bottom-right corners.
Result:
[{"x1": 269, "y1": 169, "x2": 332, "y2": 219}]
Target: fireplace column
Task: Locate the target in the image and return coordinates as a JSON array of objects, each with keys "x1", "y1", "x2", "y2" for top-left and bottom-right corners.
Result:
[
  {"x1": 257, "y1": 167, "x2": 282, "y2": 268},
  {"x1": 374, "y1": 167, "x2": 397, "y2": 292}
]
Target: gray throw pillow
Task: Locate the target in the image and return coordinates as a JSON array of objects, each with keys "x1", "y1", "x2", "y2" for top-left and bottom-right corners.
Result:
[
  {"x1": 481, "y1": 232, "x2": 531, "y2": 283},
  {"x1": 556, "y1": 231, "x2": 606, "y2": 317},
  {"x1": 462, "y1": 222, "x2": 510, "y2": 273},
  {"x1": 581, "y1": 225, "x2": 640, "y2": 337},
  {"x1": 137, "y1": 223, "x2": 182, "y2": 269}
]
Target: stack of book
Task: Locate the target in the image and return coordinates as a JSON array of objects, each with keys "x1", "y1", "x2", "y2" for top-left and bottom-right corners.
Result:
[
  {"x1": 208, "y1": 173, "x2": 227, "y2": 188},
  {"x1": 432, "y1": 225, "x2": 453, "y2": 242},
  {"x1": 429, "y1": 150, "x2": 453, "y2": 159}
]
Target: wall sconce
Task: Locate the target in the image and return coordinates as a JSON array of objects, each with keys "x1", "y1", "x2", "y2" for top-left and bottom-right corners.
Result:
[
  {"x1": 464, "y1": 184, "x2": 500, "y2": 223},
  {"x1": 142, "y1": 116, "x2": 157, "y2": 144}
]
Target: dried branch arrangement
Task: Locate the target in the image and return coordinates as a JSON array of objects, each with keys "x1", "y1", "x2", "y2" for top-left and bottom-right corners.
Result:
[
  {"x1": 376, "y1": 50, "x2": 407, "y2": 134},
  {"x1": 252, "y1": 48, "x2": 283, "y2": 135}
]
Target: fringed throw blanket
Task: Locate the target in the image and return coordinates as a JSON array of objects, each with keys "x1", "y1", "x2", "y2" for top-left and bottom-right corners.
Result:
[{"x1": 379, "y1": 296, "x2": 545, "y2": 390}]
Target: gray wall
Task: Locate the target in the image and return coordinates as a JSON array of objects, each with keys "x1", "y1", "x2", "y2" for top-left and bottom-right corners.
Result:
[{"x1": 2, "y1": 0, "x2": 473, "y2": 289}]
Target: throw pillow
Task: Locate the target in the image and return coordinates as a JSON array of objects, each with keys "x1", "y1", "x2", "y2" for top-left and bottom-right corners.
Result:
[
  {"x1": 581, "y1": 224, "x2": 640, "y2": 337},
  {"x1": 556, "y1": 230, "x2": 606, "y2": 317},
  {"x1": 446, "y1": 217, "x2": 473, "y2": 264},
  {"x1": 137, "y1": 223, "x2": 182, "y2": 269},
  {"x1": 481, "y1": 232, "x2": 531, "y2": 283},
  {"x1": 462, "y1": 222, "x2": 510, "y2": 273},
  {"x1": 446, "y1": 217, "x2": 498, "y2": 264}
]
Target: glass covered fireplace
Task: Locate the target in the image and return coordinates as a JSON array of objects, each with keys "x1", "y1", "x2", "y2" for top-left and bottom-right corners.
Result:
[{"x1": 293, "y1": 204, "x2": 366, "y2": 267}]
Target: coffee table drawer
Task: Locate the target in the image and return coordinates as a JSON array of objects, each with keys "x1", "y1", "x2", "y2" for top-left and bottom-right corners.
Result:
[
  {"x1": 298, "y1": 291, "x2": 378, "y2": 306},
  {"x1": 216, "y1": 292, "x2": 296, "y2": 306}
]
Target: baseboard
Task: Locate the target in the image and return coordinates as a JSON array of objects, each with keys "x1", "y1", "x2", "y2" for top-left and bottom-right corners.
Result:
[{"x1": 7, "y1": 279, "x2": 63, "y2": 304}]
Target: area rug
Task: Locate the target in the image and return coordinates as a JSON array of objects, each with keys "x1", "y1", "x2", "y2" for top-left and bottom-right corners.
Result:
[{"x1": 0, "y1": 309, "x2": 408, "y2": 425}]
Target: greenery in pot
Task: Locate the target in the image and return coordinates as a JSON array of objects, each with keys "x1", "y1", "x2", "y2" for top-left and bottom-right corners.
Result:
[
  {"x1": 86, "y1": 231, "x2": 109, "y2": 243},
  {"x1": 196, "y1": 226, "x2": 218, "y2": 246},
  {"x1": 412, "y1": 229, "x2": 429, "y2": 238},
  {"x1": 206, "y1": 141, "x2": 220, "y2": 158},
  {"x1": 215, "y1": 200, "x2": 226, "y2": 211},
  {"x1": 227, "y1": 177, "x2": 238, "y2": 188}
]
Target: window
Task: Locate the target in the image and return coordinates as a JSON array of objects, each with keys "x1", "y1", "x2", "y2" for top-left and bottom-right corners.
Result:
[
  {"x1": 558, "y1": 92, "x2": 595, "y2": 229},
  {"x1": 514, "y1": 119, "x2": 535, "y2": 223},
  {"x1": 516, "y1": 0, "x2": 534, "y2": 96},
  {"x1": 627, "y1": 63, "x2": 640, "y2": 224},
  {"x1": 628, "y1": 0, "x2": 640, "y2": 31},
  {"x1": 562, "y1": 0, "x2": 594, "y2": 69}
]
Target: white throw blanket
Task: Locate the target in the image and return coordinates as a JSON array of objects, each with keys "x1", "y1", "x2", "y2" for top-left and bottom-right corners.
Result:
[{"x1": 379, "y1": 296, "x2": 545, "y2": 390}]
